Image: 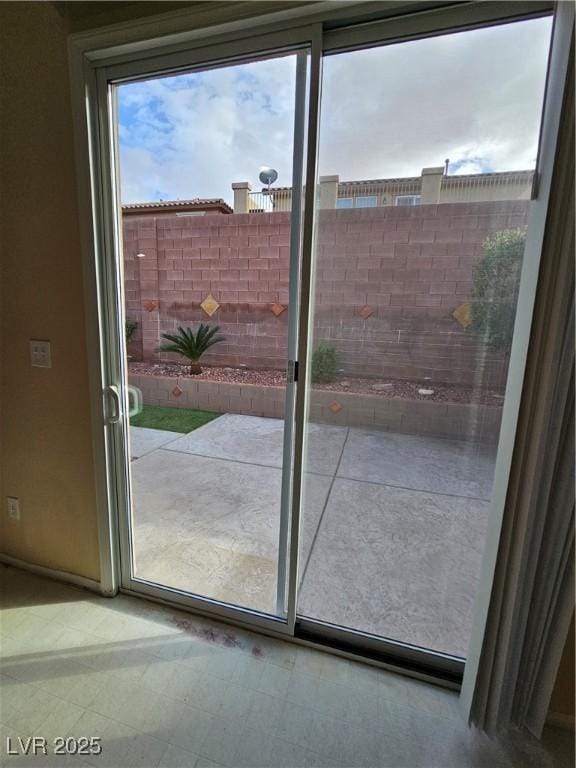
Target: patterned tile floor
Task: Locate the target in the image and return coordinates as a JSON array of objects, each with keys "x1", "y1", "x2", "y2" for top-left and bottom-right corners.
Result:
[
  {"x1": 1, "y1": 566, "x2": 572, "y2": 768},
  {"x1": 130, "y1": 416, "x2": 495, "y2": 656}
]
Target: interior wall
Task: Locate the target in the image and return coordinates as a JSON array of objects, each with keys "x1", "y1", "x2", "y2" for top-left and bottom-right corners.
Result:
[
  {"x1": 54, "y1": 1, "x2": 304, "y2": 32},
  {"x1": 0, "y1": 2, "x2": 100, "y2": 580}
]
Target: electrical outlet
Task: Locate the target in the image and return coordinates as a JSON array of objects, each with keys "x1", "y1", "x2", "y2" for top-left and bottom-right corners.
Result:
[
  {"x1": 30, "y1": 340, "x2": 51, "y2": 368},
  {"x1": 7, "y1": 497, "x2": 20, "y2": 521}
]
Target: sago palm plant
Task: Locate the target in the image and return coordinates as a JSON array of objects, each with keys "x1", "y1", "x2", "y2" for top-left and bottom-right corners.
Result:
[{"x1": 159, "y1": 324, "x2": 225, "y2": 375}]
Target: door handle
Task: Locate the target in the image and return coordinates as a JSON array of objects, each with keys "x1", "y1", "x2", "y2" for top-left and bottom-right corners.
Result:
[
  {"x1": 127, "y1": 385, "x2": 143, "y2": 417},
  {"x1": 105, "y1": 385, "x2": 122, "y2": 424}
]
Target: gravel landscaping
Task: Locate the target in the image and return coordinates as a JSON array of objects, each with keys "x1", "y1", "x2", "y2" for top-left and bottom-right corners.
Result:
[{"x1": 128, "y1": 362, "x2": 506, "y2": 406}]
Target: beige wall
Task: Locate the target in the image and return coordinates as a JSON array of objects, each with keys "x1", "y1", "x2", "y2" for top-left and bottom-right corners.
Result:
[{"x1": 0, "y1": 2, "x2": 99, "y2": 580}]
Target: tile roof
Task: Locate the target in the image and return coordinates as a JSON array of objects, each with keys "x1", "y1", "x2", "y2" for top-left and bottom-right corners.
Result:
[{"x1": 122, "y1": 198, "x2": 232, "y2": 212}]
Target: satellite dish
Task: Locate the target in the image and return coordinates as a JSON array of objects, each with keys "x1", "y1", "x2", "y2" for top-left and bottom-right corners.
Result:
[{"x1": 259, "y1": 166, "x2": 278, "y2": 187}]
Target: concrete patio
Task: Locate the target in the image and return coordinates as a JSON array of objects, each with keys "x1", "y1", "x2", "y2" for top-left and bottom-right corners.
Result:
[{"x1": 129, "y1": 414, "x2": 496, "y2": 657}]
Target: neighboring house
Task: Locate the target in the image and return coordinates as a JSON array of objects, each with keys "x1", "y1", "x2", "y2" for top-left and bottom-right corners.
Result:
[
  {"x1": 232, "y1": 167, "x2": 534, "y2": 213},
  {"x1": 122, "y1": 198, "x2": 232, "y2": 217},
  {"x1": 122, "y1": 170, "x2": 534, "y2": 218}
]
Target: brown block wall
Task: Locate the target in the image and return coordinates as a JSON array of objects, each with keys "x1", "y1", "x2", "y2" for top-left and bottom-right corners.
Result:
[
  {"x1": 123, "y1": 200, "x2": 529, "y2": 387},
  {"x1": 129, "y1": 374, "x2": 503, "y2": 445}
]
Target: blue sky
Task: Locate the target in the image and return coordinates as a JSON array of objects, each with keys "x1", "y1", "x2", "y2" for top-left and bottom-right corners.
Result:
[
  {"x1": 118, "y1": 56, "x2": 297, "y2": 204},
  {"x1": 118, "y1": 17, "x2": 552, "y2": 204}
]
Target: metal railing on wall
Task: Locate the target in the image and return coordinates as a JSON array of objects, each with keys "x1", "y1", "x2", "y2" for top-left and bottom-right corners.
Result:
[
  {"x1": 336, "y1": 179, "x2": 421, "y2": 209},
  {"x1": 249, "y1": 189, "x2": 293, "y2": 212},
  {"x1": 439, "y1": 171, "x2": 534, "y2": 203}
]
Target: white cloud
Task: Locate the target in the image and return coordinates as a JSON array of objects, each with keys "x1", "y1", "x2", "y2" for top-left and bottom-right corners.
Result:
[
  {"x1": 118, "y1": 16, "x2": 552, "y2": 203},
  {"x1": 119, "y1": 56, "x2": 297, "y2": 203},
  {"x1": 319, "y1": 17, "x2": 551, "y2": 180}
]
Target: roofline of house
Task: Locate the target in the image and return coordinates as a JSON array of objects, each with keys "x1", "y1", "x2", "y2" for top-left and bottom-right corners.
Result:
[
  {"x1": 122, "y1": 198, "x2": 233, "y2": 214},
  {"x1": 265, "y1": 169, "x2": 535, "y2": 193}
]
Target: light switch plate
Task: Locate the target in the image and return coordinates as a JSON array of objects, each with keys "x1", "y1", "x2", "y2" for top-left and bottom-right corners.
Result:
[
  {"x1": 30, "y1": 340, "x2": 51, "y2": 368},
  {"x1": 7, "y1": 497, "x2": 20, "y2": 521}
]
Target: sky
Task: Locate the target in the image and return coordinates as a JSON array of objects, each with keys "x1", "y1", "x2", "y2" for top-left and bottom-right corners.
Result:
[{"x1": 117, "y1": 16, "x2": 552, "y2": 205}]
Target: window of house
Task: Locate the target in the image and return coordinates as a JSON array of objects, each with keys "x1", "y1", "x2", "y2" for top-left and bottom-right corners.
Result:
[
  {"x1": 395, "y1": 194, "x2": 422, "y2": 206},
  {"x1": 355, "y1": 195, "x2": 378, "y2": 207},
  {"x1": 336, "y1": 197, "x2": 353, "y2": 208}
]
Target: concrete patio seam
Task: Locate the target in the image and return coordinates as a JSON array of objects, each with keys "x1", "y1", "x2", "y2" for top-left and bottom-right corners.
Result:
[
  {"x1": 154, "y1": 445, "x2": 339, "y2": 477},
  {"x1": 334, "y1": 473, "x2": 492, "y2": 503},
  {"x1": 299, "y1": 427, "x2": 351, "y2": 588}
]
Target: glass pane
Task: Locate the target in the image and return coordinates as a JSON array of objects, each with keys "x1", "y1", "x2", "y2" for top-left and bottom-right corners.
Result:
[
  {"x1": 115, "y1": 52, "x2": 301, "y2": 616},
  {"x1": 356, "y1": 196, "x2": 378, "y2": 208},
  {"x1": 298, "y1": 18, "x2": 552, "y2": 656}
]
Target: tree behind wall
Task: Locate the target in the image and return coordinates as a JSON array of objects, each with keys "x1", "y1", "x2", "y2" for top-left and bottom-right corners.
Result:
[{"x1": 470, "y1": 229, "x2": 526, "y2": 350}]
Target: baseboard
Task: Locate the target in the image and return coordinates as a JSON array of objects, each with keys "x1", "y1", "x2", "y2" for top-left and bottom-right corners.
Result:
[
  {"x1": 0, "y1": 553, "x2": 102, "y2": 594},
  {"x1": 546, "y1": 711, "x2": 575, "y2": 732}
]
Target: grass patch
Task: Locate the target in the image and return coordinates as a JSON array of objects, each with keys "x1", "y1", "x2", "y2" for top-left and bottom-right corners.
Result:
[{"x1": 130, "y1": 405, "x2": 221, "y2": 434}]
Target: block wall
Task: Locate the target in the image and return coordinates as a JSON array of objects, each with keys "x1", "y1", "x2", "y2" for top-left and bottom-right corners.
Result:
[
  {"x1": 129, "y1": 374, "x2": 503, "y2": 444},
  {"x1": 123, "y1": 200, "x2": 529, "y2": 387}
]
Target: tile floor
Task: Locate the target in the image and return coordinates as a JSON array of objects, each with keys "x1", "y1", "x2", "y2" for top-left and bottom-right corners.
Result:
[
  {"x1": 129, "y1": 415, "x2": 495, "y2": 656},
  {"x1": 1, "y1": 566, "x2": 572, "y2": 768}
]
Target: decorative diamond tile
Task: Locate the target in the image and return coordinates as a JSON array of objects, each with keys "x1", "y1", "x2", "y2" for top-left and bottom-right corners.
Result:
[
  {"x1": 359, "y1": 305, "x2": 373, "y2": 319},
  {"x1": 172, "y1": 385, "x2": 183, "y2": 398},
  {"x1": 329, "y1": 401, "x2": 343, "y2": 414},
  {"x1": 143, "y1": 300, "x2": 157, "y2": 312},
  {"x1": 453, "y1": 302, "x2": 472, "y2": 328},
  {"x1": 271, "y1": 303, "x2": 286, "y2": 317},
  {"x1": 201, "y1": 294, "x2": 220, "y2": 317}
]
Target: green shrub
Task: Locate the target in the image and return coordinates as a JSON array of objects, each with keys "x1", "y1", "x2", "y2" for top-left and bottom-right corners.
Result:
[
  {"x1": 311, "y1": 343, "x2": 338, "y2": 383},
  {"x1": 125, "y1": 319, "x2": 138, "y2": 342},
  {"x1": 470, "y1": 229, "x2": 526, "y2": 350},
  {"x1": 159, "y1": 324, "x2": 225, "y2": 375}
]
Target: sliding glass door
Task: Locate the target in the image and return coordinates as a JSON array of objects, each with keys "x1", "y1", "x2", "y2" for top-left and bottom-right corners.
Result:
[
  {"x1": 109, "y1": 46, "x2": 309, "y2": 628},
  {"x1": 90, "y1": 3, "x2": 562, "y2": 676},
  {"x1": 297, "y1": 16, "x2": 552, "y2": 662}
]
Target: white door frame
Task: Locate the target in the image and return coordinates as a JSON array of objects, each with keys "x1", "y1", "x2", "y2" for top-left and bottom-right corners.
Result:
[
  {"x1": 69, "y1": 0, "x2": 567, "y2": 682},
  {"x1": 78, "y1": 24, "x2": 323, "y2": 638}
]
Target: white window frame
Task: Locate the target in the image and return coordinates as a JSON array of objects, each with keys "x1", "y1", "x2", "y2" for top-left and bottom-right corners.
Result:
[
  {"x1": 68, "y1": 0, "x2": 569, "y2": 688},
  {"x1": 395, "y1": 194, "x2": 422, "y2": 206},
  {"x1": 355, "y1": 195, "x2": 378, "y2": 207}
]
